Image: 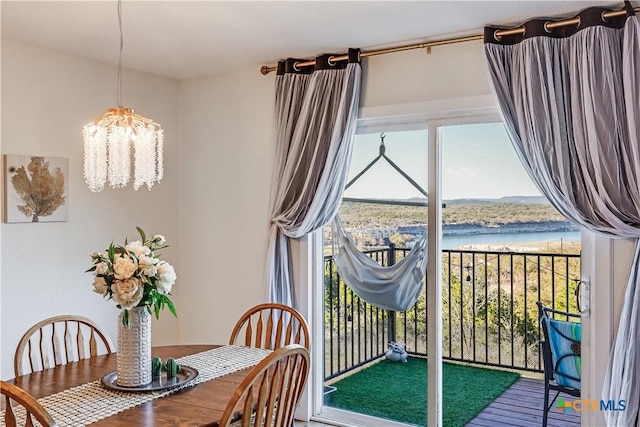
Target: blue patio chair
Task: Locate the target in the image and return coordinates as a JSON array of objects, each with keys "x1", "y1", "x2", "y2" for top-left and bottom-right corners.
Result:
[{"x1": 537, "y1": 301, "x2": 581, "y2": 427}]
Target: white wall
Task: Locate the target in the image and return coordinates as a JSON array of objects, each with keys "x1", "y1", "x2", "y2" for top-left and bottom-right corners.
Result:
[
  {"x1": 177, "y1": 67, "x2": 275, "y2": 346},
  {"x1": 0, "y1": 40, "x2": 180, "y2": 379},
  {"x1": 361, "y1": 39, "x2": 491, "y2": 108}
]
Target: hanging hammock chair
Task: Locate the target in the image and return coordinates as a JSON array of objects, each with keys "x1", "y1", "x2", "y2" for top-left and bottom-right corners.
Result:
[
  {"x1": 331, "y1": 133, "x2": 428, "y2": 311},
  {"x1": 331, "y1": 215, "x2": 427, "y2": 311}
]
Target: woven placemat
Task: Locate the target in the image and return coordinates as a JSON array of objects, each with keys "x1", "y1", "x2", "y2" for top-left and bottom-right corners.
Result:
[{"x1": 1, "y1": 345, "x2": 271, "y2": 427}]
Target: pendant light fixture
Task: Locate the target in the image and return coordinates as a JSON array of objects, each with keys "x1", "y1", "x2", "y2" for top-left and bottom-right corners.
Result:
[{"x1": 83, "y1": 0, "x2": 163, "y2": 192}]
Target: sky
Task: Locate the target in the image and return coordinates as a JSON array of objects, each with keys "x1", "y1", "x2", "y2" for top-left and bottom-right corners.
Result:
[{"x1": 342, "y1": 122, "x2": 541, "y2": 201}]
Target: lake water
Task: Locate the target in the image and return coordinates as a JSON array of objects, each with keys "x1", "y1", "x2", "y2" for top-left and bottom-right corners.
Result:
[{"x1": 442, "y1": 230, "x2": 581, "y2": 250}]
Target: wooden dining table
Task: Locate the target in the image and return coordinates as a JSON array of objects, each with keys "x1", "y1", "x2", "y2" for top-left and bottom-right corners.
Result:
[{"x1": 5, "y1": 345, "x2": 257, "y2": 426}]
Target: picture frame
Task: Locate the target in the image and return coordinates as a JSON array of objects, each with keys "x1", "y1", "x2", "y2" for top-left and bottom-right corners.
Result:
[{"x1": 3, "y1": 155, "x2": 69, "y2": 223}]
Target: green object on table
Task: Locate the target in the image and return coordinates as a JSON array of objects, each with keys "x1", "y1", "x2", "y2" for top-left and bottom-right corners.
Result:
[
  {"x1": 151, "y1": 357, "x2": 163, "y2": 378},
  {"x1": 164, "y1": 358, "x2": 180, "y2": 378}
]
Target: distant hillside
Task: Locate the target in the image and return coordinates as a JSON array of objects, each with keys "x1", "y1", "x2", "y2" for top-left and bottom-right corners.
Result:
[
  {"x1": 338, "y1": 197, "x2": 570, "y2": 229},
  {"x1": 444, "y1": 196, "x2": 548, "y2": 205},
  {"x1": 492, "y1": 195, "x2": 549, "y2": 204},
  {"x1": 369, "y1": 196, "x2": 550, "y2": 206}
]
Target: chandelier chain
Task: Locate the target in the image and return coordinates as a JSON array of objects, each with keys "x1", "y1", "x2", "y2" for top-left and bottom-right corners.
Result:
[{"x1": 117, "y1": 0, "x2": 123, "y2": 107}]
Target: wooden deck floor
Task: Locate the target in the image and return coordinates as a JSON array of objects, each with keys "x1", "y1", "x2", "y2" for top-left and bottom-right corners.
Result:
[{"x1": 467, "y1": 377, "x2": 580, "y2": 427}]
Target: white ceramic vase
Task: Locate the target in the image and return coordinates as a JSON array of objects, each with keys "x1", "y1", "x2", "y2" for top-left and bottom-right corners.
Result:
[{"x1": 116, "y1": 306, "x2": 152, "y2": 387}]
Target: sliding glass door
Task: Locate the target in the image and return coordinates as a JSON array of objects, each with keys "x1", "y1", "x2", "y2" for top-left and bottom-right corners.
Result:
[{"x1": 317, "y1": 125, "x2": 431, "y2": 426}]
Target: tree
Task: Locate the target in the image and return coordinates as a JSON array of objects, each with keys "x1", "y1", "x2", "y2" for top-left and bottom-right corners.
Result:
[
  {"x1": 10, "y1": 157, "x2": 65, "y2": 222},
  {"x1": 390, "y1": 233, "x2": 414, "y2": 247}
]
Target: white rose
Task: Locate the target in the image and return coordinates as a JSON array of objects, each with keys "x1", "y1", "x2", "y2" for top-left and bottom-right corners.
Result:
[
  {"x1": 156, "y1": 261, "x2": 176, "y2": 294},
  {"x1": 92, "y1": 277, "x2": 109, "y2": 296},
  {"x1": 113, "y1": 254, "x2": 138, "y2": 280},
  {"x1": 125, "y1": 240, "x2": 150, "y2": 258},
  {"x1": 153, "y1": 235, "x2": 166, "y2": 246},
  {"x1": 111, "y1": 278, "x2": 144, "y2": 309},
  {"x1": 139, "y1": 255, "x2": 158, "y2": 277},
  {"x1": 95, "y1": 262, "x2": 109, "y2": 275}
]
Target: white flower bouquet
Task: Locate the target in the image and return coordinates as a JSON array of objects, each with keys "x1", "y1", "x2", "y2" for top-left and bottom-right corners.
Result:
[{"x1": 88, "y1": 226, "x2": 177, "y2": 327}]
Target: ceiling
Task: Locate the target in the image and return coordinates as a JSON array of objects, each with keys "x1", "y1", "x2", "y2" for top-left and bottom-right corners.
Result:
[{"x1": 1, "y1": 1, "x2": 625, "y2": 80}]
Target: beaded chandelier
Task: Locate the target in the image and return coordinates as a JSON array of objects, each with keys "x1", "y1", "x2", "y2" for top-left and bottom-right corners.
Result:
[{"x1": 83, "y1": 0, "x2": 163, "y2": 192}]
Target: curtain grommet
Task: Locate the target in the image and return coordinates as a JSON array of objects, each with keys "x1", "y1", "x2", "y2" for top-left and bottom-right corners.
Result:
[
  {"x1": 493, "y1": 29, "x2": 502, "y2": 42},
  {"x1": 327, "y1": 56, "x2": 336, "y2": 67},
  {"x1": 293, "y1": 62, "x2": 301, "y2": 72},
  {"x1": 601, "y1": 10, "x2": 608, "y2": 23},
  {"x1": 544, "y1": 21, "x2": 552, "y2": 33}
]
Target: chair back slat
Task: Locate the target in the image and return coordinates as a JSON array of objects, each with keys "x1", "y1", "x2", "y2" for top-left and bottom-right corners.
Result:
[
  {"x1": 243, "y1": 320, "x2": 253, "y2": 347},
  {"x1": 38, "y1": 330, "x2": 50, "y2": 371},
  {"x1": 64, "y1": 321, "x2": 76, "y2": 363},
  {"x1": 273, "y1": 310, "x2": 285, "y2": 348},
  {"x1": 266, "y1": 370, "x2": 280, "y2": 424},
  {"x1": 284, "y1": 319, "x2": 295, "y2": 346},
  {"x1": 52, "y1": 325, "x2": 63, "y2": 367},
  {"x1": 14, "y1": 315, "x2": 114, "y2": 376},
  {"x1": 76, "y1": 325, "x2": 87, "y2": 360},
  {"x1": 4, "y1": 395, "x2": 18, "y2": 427},
  {"x1": 241, "y1": 390, "x2": 253, "y2": 427},
  {"x1": 229, "y1": 303, "x2": 310, "y2": 352},
  {"x1": 26, "y1": 342, "x2": 36, "y2": 374},
  {"x1": 254, "y1": 374, "x2": 270, "y2": 427},
  {"x1": 218, "y1": 344, "x2": 310, "y2": 427},
  {"x1": 274, "y1": 361, "x2": 290, "y2": 425},
  {"x1": 89, "y1": 329, "x2": 98, "y2": 357},
  {"x1": 256, "y1": 316, "x2": 265, "y2": 348},
  {"x1": 264, "y1": 310, "x2": 273, "y2": 349},
  {"x1": 295, "y1": 324, "x2": 302, "y2": 346}
]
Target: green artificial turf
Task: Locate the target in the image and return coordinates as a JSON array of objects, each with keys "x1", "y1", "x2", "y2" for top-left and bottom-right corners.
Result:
[{"x1": 324, "y1": 357, "x2": 520, "y2": 426}]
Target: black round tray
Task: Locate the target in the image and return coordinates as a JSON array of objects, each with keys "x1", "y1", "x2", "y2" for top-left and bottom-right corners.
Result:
[{"x1": 101, "y1": 365, "x2": 199, "y2": 392}]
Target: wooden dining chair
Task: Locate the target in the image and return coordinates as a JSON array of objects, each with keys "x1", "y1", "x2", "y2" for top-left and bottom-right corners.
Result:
[
  {"x1": 218, "y1": 344, "x2": 310, "y2": 427},
  {"x1": 229, "y1": 303, "x2": 310, "y2": 351},
  {"x1": 14, "y1": 315, "x2": 114, "y2": 376},
  {"x1": 1, "y1": 381, "x2": 58, "y2": 426}
]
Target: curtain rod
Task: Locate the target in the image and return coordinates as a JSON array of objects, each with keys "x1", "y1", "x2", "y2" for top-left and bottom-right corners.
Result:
[{"x1": 260, "y1": 5, "x2": 638, "y2": 75}]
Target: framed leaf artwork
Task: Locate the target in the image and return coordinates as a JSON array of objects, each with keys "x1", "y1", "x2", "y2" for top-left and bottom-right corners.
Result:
[{"x1": 3, "y1": 155, "x2": 69, "y2": 223}]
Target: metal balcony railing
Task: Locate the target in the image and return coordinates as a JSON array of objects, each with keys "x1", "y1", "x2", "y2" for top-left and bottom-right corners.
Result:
[{"x1": 324, "y1": 246, "x2": 580, "y2": 381}]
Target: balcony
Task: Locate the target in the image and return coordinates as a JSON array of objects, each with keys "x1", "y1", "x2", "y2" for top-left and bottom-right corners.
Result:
[{"x1": 323, "y1": 246, "x2": 581, "y2": 426}]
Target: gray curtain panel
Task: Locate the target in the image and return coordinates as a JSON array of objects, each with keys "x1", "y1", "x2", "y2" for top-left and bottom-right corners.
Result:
[
  {"x1": 484, "y1": 3, "x2": 639, "y2": 426},
  {"x1": 267, "y1": 49, "x2": 362, "y2": 308}
]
